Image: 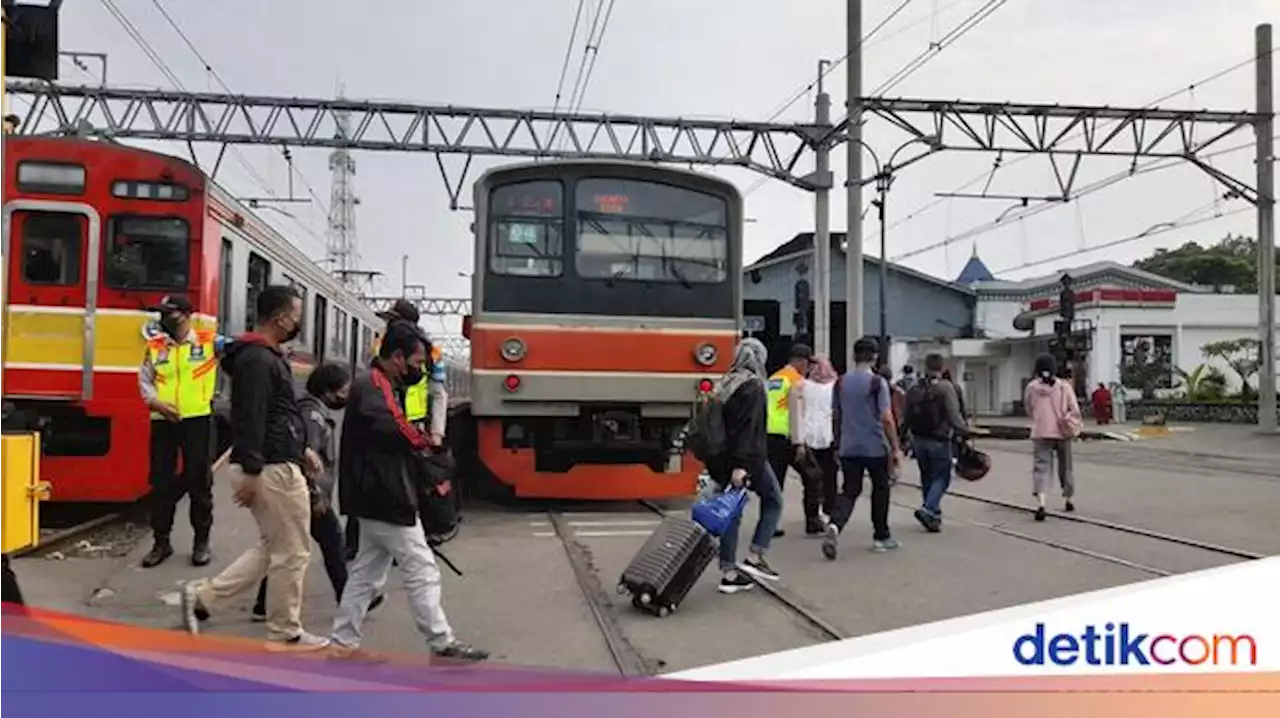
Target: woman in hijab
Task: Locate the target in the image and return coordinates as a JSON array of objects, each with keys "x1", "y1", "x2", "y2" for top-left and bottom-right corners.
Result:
[
  {"x1": 707, "y1": 337, "x2": 785, "y2": 593},
  {"x1": 797, "y1": 354, "x2": 839, "y2": 535}
]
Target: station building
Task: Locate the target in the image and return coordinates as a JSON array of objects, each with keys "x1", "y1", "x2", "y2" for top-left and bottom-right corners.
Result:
[{"x1": 742, "y1": 232, "x2": 977, "y2": 373}]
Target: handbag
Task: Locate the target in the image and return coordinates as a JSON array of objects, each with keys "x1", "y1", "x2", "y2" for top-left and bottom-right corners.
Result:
[
  {"x1": 1058, "y1": 382, "x2": 1083, "y2": 439},
  {"x1": 691, "y1": 486, "x2": 750, "y2": 538}
]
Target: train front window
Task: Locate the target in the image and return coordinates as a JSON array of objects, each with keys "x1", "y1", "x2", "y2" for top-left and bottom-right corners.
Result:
[
  {"x1": 20, "y1": 212, "x2": 83, "y2": 285},
  {"x1": 488, "y1": 180, "x2": 564, "y2": 277},
  {"x1": 575, "y1": 178, "x2": 728, "y2": 284},
  {"x1": 105, "y1": 216, "x2": 190, "y2": 291}
]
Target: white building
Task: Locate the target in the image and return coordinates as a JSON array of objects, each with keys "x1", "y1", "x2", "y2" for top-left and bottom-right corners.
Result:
[{"x1": 935, "y1": 252, "x2": 1276, "y2": 417}]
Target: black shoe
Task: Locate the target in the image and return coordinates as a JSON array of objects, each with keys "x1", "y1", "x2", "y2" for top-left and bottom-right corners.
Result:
[
  {"x1": 821, "y1": 523, "x2": 839, "y2": 561},
  {"x1": 431, "y1": 641, "x2": 489, "y2": 662},
  {"x1": 805, "y1": 521, "x2": 825, "y2": 537},
  {"x1": 740, "y1": 555, "x2": 780, "y2": 581},
  {"x1": 141, "y1": 541, "x2": 173, "y2": 568},
  {"x1": 1064, "y1": 500, "x2": 1075, "y2": 513},
  {"x1": 191, "y1": 542, "x2": 211, "y2": 567},
  {"x1": 717, "y1": 572, "x2": 754, "y2": 594},
  {"x1": 1035, "y1": 506, "x2": 1047, "y2": 521},
  {"x1": 772, "y1": 529, "x2": 786, "y2": 538}
]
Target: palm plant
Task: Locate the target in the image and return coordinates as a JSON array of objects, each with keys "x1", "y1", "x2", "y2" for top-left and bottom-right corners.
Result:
[{"x1": 1174, "y1": 364, "x2": 1229, "y2": 401}]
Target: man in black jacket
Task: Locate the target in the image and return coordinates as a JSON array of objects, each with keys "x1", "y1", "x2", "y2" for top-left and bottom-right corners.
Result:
[
  {"x1": 180, "y1": 285, "x2": 329, "y2": 652},
  {"x1": 328, "y1": 320, "x2": 487, "y2": 662}
]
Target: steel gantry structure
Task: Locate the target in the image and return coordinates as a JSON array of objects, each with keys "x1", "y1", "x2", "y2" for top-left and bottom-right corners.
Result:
[{"x1": 4, "y1": 19, "x2": 1274, "y2": 430}]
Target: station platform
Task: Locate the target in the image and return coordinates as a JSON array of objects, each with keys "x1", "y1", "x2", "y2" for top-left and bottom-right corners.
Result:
[{"x1": 8, "y1": 423, "x2": 1275, "y2": 675}]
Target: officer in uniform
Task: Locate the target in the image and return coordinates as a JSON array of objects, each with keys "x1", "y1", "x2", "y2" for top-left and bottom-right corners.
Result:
[
  {"x1": 139, "y1": 296, "x2": 221, "y2": 568},
  {"x1": 765, "y1": 343, "x2": 814, "y2": 538}
]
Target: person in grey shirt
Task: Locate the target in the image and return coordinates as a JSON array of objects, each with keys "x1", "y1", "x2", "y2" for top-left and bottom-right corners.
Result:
[{"x1": 902, "y1": 353, "x2": 969, "y2": 533}]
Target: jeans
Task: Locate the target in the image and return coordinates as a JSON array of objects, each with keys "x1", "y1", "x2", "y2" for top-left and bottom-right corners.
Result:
[
  {"x1": 330, "y1": 517, "x2": 455, "y2": 651},
  {"x1": 254, "y1": 504, "x2": 347, "y2": 611},
  {"x1": 717, "y1": 462, "x2": 783, "y2": 572},
  {"x1": 192, "y1": 463, "x2": 311, "y2": 641},
  {"x1": 830, "y1": 455, "x2": 893, "y2": 540},
  {"x1": 914, "y1": 437, "x2": 953, "y2": 518}
]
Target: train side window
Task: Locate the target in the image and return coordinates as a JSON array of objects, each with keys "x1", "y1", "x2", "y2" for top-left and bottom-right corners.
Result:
[
  {"x1": 245, "y1": 252, "x2": 271, "y2": 330},
  {"x1": 488, "y1": 180, "x2": 564, "y2": 277},
  {"x1": 218, "y1": 238, "x2": 233, "y2": 329},
  {"x1": 20, "y1": 212, "x2": 83, "y2": 285},
  {"x1": 313, "y1": 294, "x2": 328, "y2": 358},
  {"x1": 104, "y1": 216, "x2": 190, "y2": 290}
]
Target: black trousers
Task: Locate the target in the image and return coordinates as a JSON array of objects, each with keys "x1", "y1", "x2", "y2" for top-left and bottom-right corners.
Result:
[
  {"x1": 801, "y1": 447, "x2": 839, "y2": 525},
  {"x1": 255, "y1": 505, "x2": 347, "y2": 610},
  {"x1": 766, "y1": 433, "x2": 806, "y2": 492},
  {"x1": 2, "y1": 555, "x2": 24, "y2": 606},
  {"x1": 149, "y1": 415, "x2": 214, "y2": 545},
  {"x1": 829, "y1": 455, "x2": 893, "y2": 540}
]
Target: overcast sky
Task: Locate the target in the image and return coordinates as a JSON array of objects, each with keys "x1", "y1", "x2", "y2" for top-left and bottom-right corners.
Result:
[{"x1": 19, "y1": 0, "x2": 1276, "y2": 332}]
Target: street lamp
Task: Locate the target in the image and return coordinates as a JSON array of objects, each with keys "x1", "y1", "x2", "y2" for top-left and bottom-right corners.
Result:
[{"x1": 855, "y1": 134, "x2": 944, "y2": 367}]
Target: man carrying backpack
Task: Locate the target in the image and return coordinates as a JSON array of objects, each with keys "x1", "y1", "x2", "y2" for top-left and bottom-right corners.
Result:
[
  {"x1": 903, "y1": 353, "x2": 970, "y2": 533},
  {"x1": 822, "y1": 338, "x2": 902, "y2": 560}
]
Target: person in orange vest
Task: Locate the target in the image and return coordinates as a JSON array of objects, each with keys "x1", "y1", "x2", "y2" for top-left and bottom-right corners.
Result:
[{"x1": 138, "y1": 295, "x2": 220, "y2": 568}]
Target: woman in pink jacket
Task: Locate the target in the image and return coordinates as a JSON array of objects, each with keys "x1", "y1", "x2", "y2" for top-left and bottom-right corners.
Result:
[{"x1": 1023, "y1": 354, "x2": 1082, "y2": 521}]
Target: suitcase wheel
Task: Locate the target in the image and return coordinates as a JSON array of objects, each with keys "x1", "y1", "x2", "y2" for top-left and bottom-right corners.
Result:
[
  {"x1": 631, "y1": 594, "x2": 644, "y2": 610},
  {"x1": 657, "y1": 605, "x2": 671, "y2": 618},
  {"x1": 639, "y1": 592, "x2": 653, "y2": 606},
  {"x1": 616, "y1": 582, "x2": 628, "y2": 596}
]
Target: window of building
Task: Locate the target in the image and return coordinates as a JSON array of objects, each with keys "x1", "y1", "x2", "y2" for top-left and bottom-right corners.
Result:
[
  {"x1": 1120, "y1": 333, "x2": 1174, "y2": 393},
  {"x1": 20, "y1": 212, "x2": 83, "y2": 285},
  {"x1": 104, "y1": 216, "x2": 190, "y2": 291},
  {"x1": 245, "y1": 252, "x2": 271, "y2": 330},
  {"x1": 488, "y1": 180, "x2": 564, "y2": 277}
]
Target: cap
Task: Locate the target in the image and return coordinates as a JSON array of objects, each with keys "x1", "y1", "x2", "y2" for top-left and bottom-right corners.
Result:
[
  {"x1": 376, "y1": 298, "x2": 421, "y2": 324},
  {"x1": 789, "y1": 343, "x2": 814, "y2": 361},
  {"x1": 150, "y1": 295, "x2": 194, "y2": 315}
]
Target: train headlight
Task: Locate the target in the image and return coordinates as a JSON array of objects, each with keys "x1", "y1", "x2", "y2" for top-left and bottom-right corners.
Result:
[
  {"x1": 694, "y1": 342, "x2": 717, "y2": 367},
  {"x1": 501, "y1": 337, "x2": 526, "y2": 362}
]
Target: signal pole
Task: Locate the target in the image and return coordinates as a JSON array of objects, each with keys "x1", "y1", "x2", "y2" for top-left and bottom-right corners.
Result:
[
  {"x1": 1256, "y1": 23, "x2": 1276, "y2": 433},
  {"x1": 845, "y1": 0, "x2": 865, "y2": 368}
]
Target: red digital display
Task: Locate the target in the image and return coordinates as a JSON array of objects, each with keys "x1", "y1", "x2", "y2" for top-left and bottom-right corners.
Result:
[
  {"x1": 593, "y1": 193, "x2": 630, "y2": 214},
  {"x1": 507, "y1": 193, "x2": 557, "y2": 214}
]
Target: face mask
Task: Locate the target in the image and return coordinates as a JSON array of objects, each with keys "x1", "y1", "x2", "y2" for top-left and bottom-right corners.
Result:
[
  {"x1": 402, "y1": 365, "x2": 425, "y2": 386},
  {"x1": 282, "y1": 318, "x2": 302, "y2": 343},
  {"x1": 160, "y1": 315, "x2": 183, "y2": 338}
]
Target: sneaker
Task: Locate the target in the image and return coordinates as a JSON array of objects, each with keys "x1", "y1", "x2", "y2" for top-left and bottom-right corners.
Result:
[
  {"x1": 251, "y1": 605, "x2": 266, "y2": 623},
  {"x1": 772, "y1": 528, "x2": 786, "y2": 538},
  {"x1": 431, "y1": 641, "x2": 490, "y2": 662},
  {"x1": 717, "y1": 572, "x2": 754, "y2": 594},
  {"x1": 266, "y1": 631, "x2": 330, "y2": 653},
  {"x1": 740, "y1": 555, "x2": 780, "y2": 581},
  {"x1": 179, "y1": 583, "x2": 202, "y2": 635},
  {"x1": 1064, "y1": 500, "x2": 1075, "y2": 513},
  {"x1": 805, "y1": 521, "x2": 825, "y2": 538},
  {"x1": 821, "y1": 523, "x2": 839, "y2": 561},
  {"x1": 328, "y1": 644, "x2": 388, "y2": 663},
  {"x1": 872, "y1": 537, "x2": 901, "y2": 552},
  {"x1": 141, "y1": 542, "x2": 173, "y2": 568},
  {"x1": 1035, "y1": 506, "x2": 1047, "y2": 521},
  {"x1": 190, "y1": 541, "x2": 212, "y2": 567},
  {"x1": 913, "y1": 508, "x2": 941, "y2": 533}
]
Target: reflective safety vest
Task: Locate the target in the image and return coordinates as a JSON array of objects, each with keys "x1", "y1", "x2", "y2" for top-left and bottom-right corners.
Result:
[
  {"x1": 405, "y1": 347, "x2": 447, "y2": 423},
  {"x1": 766, "y1": 365, "x2": 802, "y2": 437},
  {"x1": 148, "y1": 331, "x2": 218, "y2": 420}
]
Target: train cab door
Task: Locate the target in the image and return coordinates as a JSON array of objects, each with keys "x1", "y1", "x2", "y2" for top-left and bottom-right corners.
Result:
[
  {"x1": 348, "y1": 316, "x2": 360, "y2": 368},
  {"x1": 3, "y1": 200, "x2": 102, "y2": 401}
]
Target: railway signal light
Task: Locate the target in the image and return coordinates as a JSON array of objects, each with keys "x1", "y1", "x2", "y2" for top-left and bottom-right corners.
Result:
[
  {"x1": 697, "y1": 378, "x2": 713, "y2": 393},
  {"x1": 503, "y1": 374, "x2": 521, "y2": 393}
]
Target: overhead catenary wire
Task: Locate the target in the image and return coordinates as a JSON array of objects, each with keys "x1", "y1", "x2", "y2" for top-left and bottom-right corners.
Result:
[
  {"x1": 876, "y1": 49, "x2": 1273, "y2": 246},
  {"x1": 551, "y1": 0, "x2": 587, "y2": 115}
]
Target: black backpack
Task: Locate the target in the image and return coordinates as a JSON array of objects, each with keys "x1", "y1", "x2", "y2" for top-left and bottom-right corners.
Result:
[
  {"x1": 416, "y1": 449, "x2": 459, "y2": 545},
  {"x1": 904, "y1": 378, "x2": 948, "y2": 439},
  {"x1": 686, "y1": 391, "x2": 727, "y2": 462}
]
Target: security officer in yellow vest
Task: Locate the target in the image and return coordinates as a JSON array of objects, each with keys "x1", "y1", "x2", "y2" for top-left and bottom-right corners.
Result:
[
  {"x1": 139, "y1": 295, "x2": 221, "y2": 568},
  {"x1": 765, "y1": 343, "x2": 814, "y2": 538}
]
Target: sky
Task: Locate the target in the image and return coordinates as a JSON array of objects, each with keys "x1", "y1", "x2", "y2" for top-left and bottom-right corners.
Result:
[{"x1": 9, "y1": 0, "x2": 1276, "y2": 334}]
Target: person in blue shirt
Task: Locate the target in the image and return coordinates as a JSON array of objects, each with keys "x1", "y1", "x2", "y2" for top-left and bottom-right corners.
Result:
[{"x1": 823, "y1": 337, "x2": 903, "y2": 560}]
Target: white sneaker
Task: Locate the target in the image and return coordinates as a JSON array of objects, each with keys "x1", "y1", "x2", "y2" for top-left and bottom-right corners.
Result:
[{"x1": 266, "y1": 630, "x2": 330, "y2": 652}]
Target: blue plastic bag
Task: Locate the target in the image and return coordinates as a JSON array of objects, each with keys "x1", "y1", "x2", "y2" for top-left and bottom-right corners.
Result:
[{"x1": 691, "y1": 487, "x2": 750, "y2": 538}]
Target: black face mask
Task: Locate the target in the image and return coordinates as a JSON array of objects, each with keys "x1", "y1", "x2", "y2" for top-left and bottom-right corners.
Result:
[
  {"x1": 160, "y1": 315, "x2": 183, "y2": 338},
  {"x1": 283, "y1": 319, "x2": 302, "y2": 343},
  {"x1": 403, "y1": 365, "x2": 425, "y2": 387}
]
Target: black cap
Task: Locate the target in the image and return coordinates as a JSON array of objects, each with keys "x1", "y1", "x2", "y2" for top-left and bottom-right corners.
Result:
[
  {"x1": 789, "y1": 343, "x2": 814, "y2": 361},
  {"x1": 376, "y1": 298, "x2": 420, "y2": 324},
  {"x1": 150, "y1": 294, "x2": 194, "y2": 315}
]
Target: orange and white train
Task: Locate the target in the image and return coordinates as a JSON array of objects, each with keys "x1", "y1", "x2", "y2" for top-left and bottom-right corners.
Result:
[
  {"x1": 1, "y1": 136, "x2": 382, "y2": 503},
  {"x1": 454, "y1": 160, "x2": 743, "y2": 501}
]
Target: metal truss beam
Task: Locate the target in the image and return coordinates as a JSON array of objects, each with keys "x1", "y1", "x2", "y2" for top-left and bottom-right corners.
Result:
[
  {"x1": 839, "y1": 97, "x2": 1263, "y2": 204},
  {"x1": 364, "y1": 296, "x2": 471, "y2": 317},
  {"x1": 3, "y1": 81, "x2": 821, "y2": 191}
]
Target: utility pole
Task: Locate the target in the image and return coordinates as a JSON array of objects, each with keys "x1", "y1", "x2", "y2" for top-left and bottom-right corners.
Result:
[
  {"x1": 845, "y1": 0, "x2": 865, "y2": 369},
  {"x1": 874, "y1": 173, "x2": 891, "y2": 365},
  {"x1": 812, "y1": 60, "x2": 833, "y2": 358},
  {"x1": 1256, "y1": 22, "x2": 1277, "y2": 433}
]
